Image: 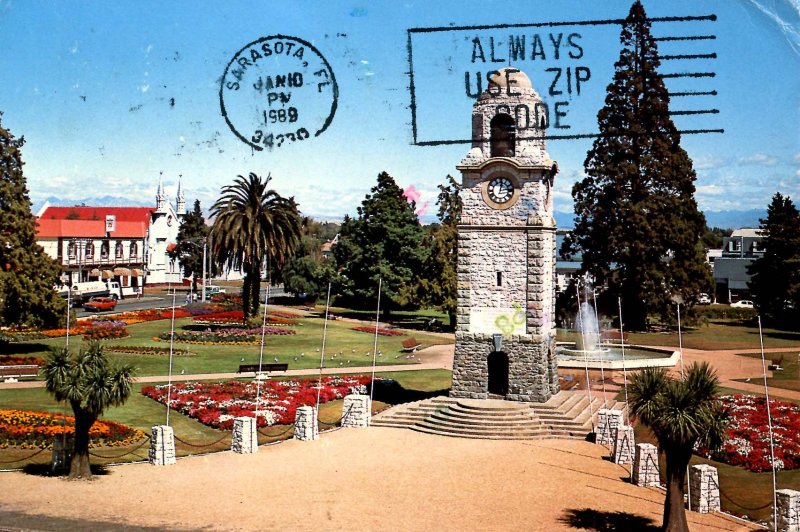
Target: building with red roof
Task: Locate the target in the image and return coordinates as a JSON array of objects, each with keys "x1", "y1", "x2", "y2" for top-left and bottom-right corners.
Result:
[{"x1": 36, "y1": 176, "x2": 187, "y2": 294}]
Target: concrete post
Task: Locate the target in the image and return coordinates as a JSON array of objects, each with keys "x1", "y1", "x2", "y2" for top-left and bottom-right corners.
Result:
[
  {"x1": 689, "y1": 464, "x2": 720, "y2": 514},
  {"x1": 294, "y1": 406, "x2": 319, "y2": 441},
  {"x1": 596, "y1": 409, "x2": 623, "y2": 446},
  {"x1": 612, "y1": 425, "x2": 635, "y2": 465},
  {"x1": 341, "y1": 394, "x2": 372, "y2": 428},
  {"x1": 149, "y1": 425, "x2": 176, "y2": 466},
  {"x1": 776, "y1": 489, "x2": 800, "y2": 532},
  {"x1": 231, "y1": 417, "x2": 258, "y2": 454},
  {"x1": 632, "y1": 443, "x2": 661, "y2": 487}
]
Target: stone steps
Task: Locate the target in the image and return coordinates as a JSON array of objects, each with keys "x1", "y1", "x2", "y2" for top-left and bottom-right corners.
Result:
[{"x1": 371, "y1": 391, "x2": 627, "y2": 441}]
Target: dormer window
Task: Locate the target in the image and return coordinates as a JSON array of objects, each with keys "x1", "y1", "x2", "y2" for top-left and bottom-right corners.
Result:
[
  {"x1": 490, "y1": 113, "x2": 515, "y2": 157},
  {"x1": 115, "y1": 242, "x2": 124, "y2": 259},
  {"x1": 100, "y1": 242, "x2": 109, "y2": 259}
]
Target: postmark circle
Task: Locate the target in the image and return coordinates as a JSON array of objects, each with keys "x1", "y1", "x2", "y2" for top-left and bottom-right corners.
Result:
[{"x1": 219, "y1": 35, "x2": 338, "y2": 151}]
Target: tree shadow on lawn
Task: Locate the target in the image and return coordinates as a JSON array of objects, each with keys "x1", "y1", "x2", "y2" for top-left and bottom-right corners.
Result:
[
  {"x1": 715, "y1": 320, "x2": 800, "y2": 342},
  {"x1": 370, "y1": 379, "x2": 449, "y2": 405},
  {"x1": 0, "y1": 342, "x2": 52, "y2": 356},
  {"x1": 559, "y1": 508, "x2": 659, "y2": 531}
]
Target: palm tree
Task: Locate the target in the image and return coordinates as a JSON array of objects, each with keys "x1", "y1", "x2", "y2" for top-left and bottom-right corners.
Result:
[
  {"x1": 42, "y1": 342, "x2": 135, "y2": 479},
  {"x1": 210, "y1": 173, "x2": 301, "y2": 318},
  {"x1": 628, "y1": 363, "x2": 728, "y2": 532}
]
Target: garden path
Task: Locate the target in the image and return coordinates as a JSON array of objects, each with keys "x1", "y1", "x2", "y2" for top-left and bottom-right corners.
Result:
[{"x1": 0, "y1": 426, "x2": 755, "y2": 531}]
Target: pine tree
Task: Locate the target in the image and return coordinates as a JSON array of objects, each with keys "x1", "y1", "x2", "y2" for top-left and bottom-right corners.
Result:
[
  {"x1": 0, "y1": 112, "x2": 66, "y2": 328},
  {"x1": 747, "y1": 193, "x2": 800, "y2": 323},
  {"x1": 415, "y1": 175, "x2": 462, "y2": 326},
  {"x1": 171, "y1": 199, "x2": 209, "y2": 293},
  {"x1": 562, "y1": 1, "x2": 712, "y2": 330},
  {"x1": 333, "y1": 171, "x2": 426, "y2": 315}
]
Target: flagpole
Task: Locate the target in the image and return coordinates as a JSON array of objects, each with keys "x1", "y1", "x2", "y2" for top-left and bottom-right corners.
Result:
[
  {"x1": 315, "y1": 283, "x2": 332, "y2": 411},
  {"x1": 255, "y1": 259, "x2": 270, "y2": 425},
  {"x1": 165, "y1": 285, "x2": 177, "y2": 427},
  {"x1": 617, "y1": 297, "x2": 629, "y2": 425},
  {"x1": 370, "y1": 278, "x2": 382, "y2": 416},
  {"x1": 575, "y1": 283, "x2": 594, "y2": 430},
  {"x1": 757, "y1": 316, "x2": 779, "y2": 532}
]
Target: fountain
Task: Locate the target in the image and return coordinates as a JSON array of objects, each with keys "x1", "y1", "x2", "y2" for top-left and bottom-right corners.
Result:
[{"x1": 556, "y1": 289, "x2": 679, "y2": 370}]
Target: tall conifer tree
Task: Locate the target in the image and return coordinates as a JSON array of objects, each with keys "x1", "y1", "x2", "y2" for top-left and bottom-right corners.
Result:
[
  {"x1": 747, "y1": 193, "x2": 800, "y2": 322},
  {"x1": 563, "y1": 1, "x2": 711, "y2": 329},
  {"x1": 0, "y1": 112, "x2": 66, "y2": 328},
  {"x1": 172, "y1": 199, "x2": 209, "y2": 292},
  {"x1": 333, "y1": 171, "x2": 426, "y2": 315}
]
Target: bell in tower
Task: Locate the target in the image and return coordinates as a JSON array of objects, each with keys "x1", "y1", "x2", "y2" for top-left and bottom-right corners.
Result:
[{"x1": 451, "y1": 67, "x2": 559, "y2": 402}]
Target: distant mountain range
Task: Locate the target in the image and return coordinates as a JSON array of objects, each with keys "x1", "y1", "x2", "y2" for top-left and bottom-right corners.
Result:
[{"x1": 32, "y1": 195, "x2": 765, "y2": 231}]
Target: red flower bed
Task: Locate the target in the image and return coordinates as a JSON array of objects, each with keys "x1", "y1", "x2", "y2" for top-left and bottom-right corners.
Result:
[
  {"x1": 0, "y1": 355, "x2": 44, "y2": 366},
  {"x1": 351, "y1": 325, "x2": 404, "y2": 336},
  {"x1": 118, "y1": 308, "x2": 193, "y2": 325},
  {"x1": 697, "y1": 395, "x2": 800, "y2": 472},
  {"x1": 0, "y1": 410, "x2": 145, "y2": 449},
  {"x1": 269, "y1": 310, "x2": 304, "y2": 319},
  {"x1": 141, "y1": 376, "x2": 375, "y2": 430},
  {"x1": 82, "y1": 320, "x2": 129, "y2": 340}
]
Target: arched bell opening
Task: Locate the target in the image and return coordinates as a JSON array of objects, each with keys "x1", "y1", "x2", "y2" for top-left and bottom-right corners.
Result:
[{"x1": 490, "y1": 113, "x2": 516, "y2": 157}]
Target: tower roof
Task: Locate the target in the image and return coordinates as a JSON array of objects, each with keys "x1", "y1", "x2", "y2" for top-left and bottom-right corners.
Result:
[{"x1": 489, "y1": 67, "x2": 532, "y2": 90}]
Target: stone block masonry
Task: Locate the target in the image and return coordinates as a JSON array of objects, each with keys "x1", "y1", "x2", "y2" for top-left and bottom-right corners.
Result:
[
  {"x1": 595, "y1": 409, "x2": 623, "y2": 447},
  {"x1": 231, "y1": 417, "x2": 258, "y2": 454},
  {"x1": 451, "y1": 332, "x2": 557, "y2": 402},
  {"x1": 632, "y1": 443, "x2": 660, "y2": 488},
  {"x1": 149, "y1": 425, "x2": 176, "y2": 466},
  {"x1": 341, "y1": 395, "x2": 371, "y2": 428},
  {"x1": 690, "y1": 464, "x2": 720, "y2": 514},
  {"x1": 612, "y1": 425, "x2": 634, "y2": 465},
  {"x1": 294, "y1": 406, "x2": 319, "y2": 441},
  {"x1": 776, "y1": 489, "x2": 800, "y2": 531}
]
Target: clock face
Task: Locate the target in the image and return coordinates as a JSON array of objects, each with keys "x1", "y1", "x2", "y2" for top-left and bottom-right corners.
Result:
[{"x1": 487, "y1": 177, "x2": 514, "y2": 204}]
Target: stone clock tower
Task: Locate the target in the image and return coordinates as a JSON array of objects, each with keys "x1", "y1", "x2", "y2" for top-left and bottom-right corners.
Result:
[{"x1": 451, "y1": 67, "x2": 559, "y2": 403}]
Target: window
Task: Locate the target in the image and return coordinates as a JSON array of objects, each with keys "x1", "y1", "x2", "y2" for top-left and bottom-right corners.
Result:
[
  {"x1": 100, "y1": 242, "x2": 109, "y2": 259},
  {"x1": 490, "y1": 114, "x2": 516, "y2": 157},
  {"x1": 85, "y1": 243, "x2": 94, "y2": 259},
  {"x1": 496, "y1": 272, "x2": 503, "y2": 287},
  {"x1": 67, "y1": 242, "x2": 76, "y2": 259},
  {"x1": 130, "y1": 242, "x2": 138, "y2": 259},
  {"x1": 115, "y1": 242, "x2": 124, "y2": 259}
]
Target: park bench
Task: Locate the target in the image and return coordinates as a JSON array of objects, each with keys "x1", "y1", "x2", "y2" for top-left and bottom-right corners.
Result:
[
  {"x1": 0, "y1": 364, "x2": 39, "y2": 380},
  {"x1": 769, "y1": 355, "x2": 784, "y2": 371},
  {"x1": 401, "y1": 338, "x2": 422, "y2": 353},
  {"x1": 237, "y1": 363, "x2": 288, "y2": 374}
]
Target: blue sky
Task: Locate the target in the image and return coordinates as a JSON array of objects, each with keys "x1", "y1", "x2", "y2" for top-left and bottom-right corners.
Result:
[{"x1": 0, "y1": 0, "x2": 798, "y2": 224}]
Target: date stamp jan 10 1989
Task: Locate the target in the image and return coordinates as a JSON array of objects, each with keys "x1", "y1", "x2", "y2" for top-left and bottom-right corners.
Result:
[{"x1": 219, "y1": 35, "x2": 338, "y2": 151}]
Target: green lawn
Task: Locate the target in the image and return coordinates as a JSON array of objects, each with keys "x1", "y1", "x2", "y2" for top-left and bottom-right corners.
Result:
[
  {"x1": 1, "y1": 311, "x2": 453, "y2": 377},
  {"x1": 559, "y1": 320, "x2": 800, "y2": 351},
  {"x1": 732, "y1": 351, "x2": 800, "y2": 392}
]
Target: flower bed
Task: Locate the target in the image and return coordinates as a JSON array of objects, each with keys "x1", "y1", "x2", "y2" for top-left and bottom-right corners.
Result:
[
  {"x1": 107, "y1": 346, "x2": 195, "y2": 357},
  {"x1": 351, "y1": 325, "x2": 404, "y2": 336},
  {"x1": 0, "y1": 410, "x2": 146, "y2": 449},
  {"x1": 696, "y1": 394, "x2": 800, "y2": 472},
  {"x1": 141, "y1": 375, "x2": 374, "y2": 430},
  {"x1": 0, "y1": 355, "x2": 45, "y2": 366},
  {"x1": 193, "y1": 310, "x2": 300, "y2": 327},
  {"x1": 269, "y1": 310, "x2": 305, "y2": 320},
  {"x1": 83, "y1": 320, "x2": 129, "y2": 340},
  {"x1": 116, "y1": 308, "x2": 193, "y2": 325},
  {"x1": 157, "y1": 327, "x2": 296, "y2": 344}
]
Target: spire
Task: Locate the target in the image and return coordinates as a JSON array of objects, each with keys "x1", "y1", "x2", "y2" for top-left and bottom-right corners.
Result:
[
  {"x1": 156, "y1": 171, "x2": 166, "y2": 212},
  {"x1": 176, "y1": 174, "x2": 186, "y2": 215}
]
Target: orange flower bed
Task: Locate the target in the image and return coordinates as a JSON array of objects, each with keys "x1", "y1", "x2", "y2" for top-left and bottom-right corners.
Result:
[{"x1": 0, "y1": 410, "x2": 146, "y2": 449}]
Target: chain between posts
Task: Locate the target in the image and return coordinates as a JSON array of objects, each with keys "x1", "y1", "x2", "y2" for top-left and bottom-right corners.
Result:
[
  {"x1": 173, "y1": 433, "x2": 230, "y2": 448},
  {"x1": 0, "y1": 447, "x2": 46, "y2": 464},
  {"x1": 88, "y1": 436, "x2": 151, "y2": 459}
]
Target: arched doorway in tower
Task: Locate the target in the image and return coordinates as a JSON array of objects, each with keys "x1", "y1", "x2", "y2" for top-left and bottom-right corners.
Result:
[{"x1": 487, "y1": 351, "x2": 509, "y2": 396}]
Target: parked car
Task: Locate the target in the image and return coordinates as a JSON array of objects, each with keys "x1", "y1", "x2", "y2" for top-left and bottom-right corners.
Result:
[
  {"x1": 205, "y1": 285, "x2": 226, "y2": 296},
  {"x1": 730, "y1": 300, "x2": 754, "y2": 309},
  {"x1": 84, "y1": 296, "x2": 117, "y2": 312},
  {"x1": 697, "y1": 293, "x2": 712, "y2": 305}
]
